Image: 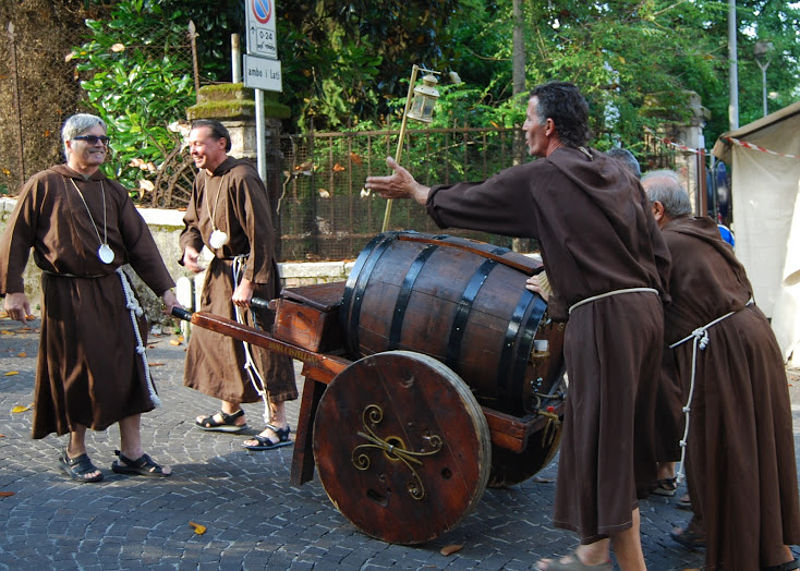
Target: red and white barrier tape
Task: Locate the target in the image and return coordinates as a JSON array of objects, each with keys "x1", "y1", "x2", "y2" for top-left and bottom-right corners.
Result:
[
  {"x1": 644, "y1": 126, "x2": 703, "y2": 155},
  {"x1": 723, "y1": 136, "x2": 800, "y2": 160}
]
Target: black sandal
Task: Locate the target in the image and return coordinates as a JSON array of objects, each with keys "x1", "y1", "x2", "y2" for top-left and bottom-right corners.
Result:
[
  {"x1": 195, "y1": 409, "x2": 247, "y2": 433},
  {"x1": 242, "y1": 424, "x2": 292, "y2": 451},
  {"x1": 59, "y1": 450, "x2": 103, "y2": 483},
  {"x1": 111, "y1": 450, "x2": 171, "y2": 477},
  {"x1": 670, "y1": 525, "x2": 706, "y2": 551},
  {"x1": 677, "y1": 493, "x2": 692, "y2": 510},
  {"x1": 652, "y1": 477, "x2": 678, "y2": 497}
]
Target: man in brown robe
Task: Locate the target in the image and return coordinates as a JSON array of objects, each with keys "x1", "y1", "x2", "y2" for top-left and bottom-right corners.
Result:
[
  {"x1": 606, "y1": 147, "x2": 683, "y2": 500},
  {"x1": 643, "y1": 170, "x2": 800, "y2": 571},
  {"x1": 0, "y1": 113, "x2": 178, "y2": 482},
  {"x1": 367, "y1": 82, "x2": 670, "y2": 571},
  {"x1": 180, "y1": 119, "x2": 297, "y2": 450}
]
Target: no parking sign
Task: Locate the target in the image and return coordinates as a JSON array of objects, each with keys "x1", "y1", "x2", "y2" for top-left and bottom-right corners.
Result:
[{"x1": 246, "y1": 0, "x2": 277, "y2": 59}]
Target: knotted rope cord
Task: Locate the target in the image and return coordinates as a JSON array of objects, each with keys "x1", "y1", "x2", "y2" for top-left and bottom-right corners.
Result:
[
  {"x1": 116, "y1": 267, "x2": 160, "y2": 407},
  {"x1": 668, "y1": 300, "x2": 752, "y2": 484},
  {"x1": 568, "y1": 287, "x2": 658, "y2": 315},
  {"x1": 231, "y1": 255, "x2": 271, "y2": 425}
]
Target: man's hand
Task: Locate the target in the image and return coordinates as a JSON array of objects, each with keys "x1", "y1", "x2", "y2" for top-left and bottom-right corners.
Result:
[
  {"x1": 4, "y1": 292, "x2": 31, "y2": 323},
  {"x1": 161, "y1": 290, "x2": 182, "y2": 315},
  {"x1": 365, "y1": 157, "x2": 431, "y2": 205},
  {"x1": 232, "y1": 278, "x2": 255, "y2": 308},
  {"x1": 525, "y1": 273, "x2": 551, "y2": 302},
  {"x1": 182, "y1": 245, "x2": 205, "y2": 273}
]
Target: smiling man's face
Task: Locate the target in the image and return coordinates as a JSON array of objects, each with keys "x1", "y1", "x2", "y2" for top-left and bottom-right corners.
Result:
[{"x1": 66, "y1": 125, "x2": 108, "y2": 175}]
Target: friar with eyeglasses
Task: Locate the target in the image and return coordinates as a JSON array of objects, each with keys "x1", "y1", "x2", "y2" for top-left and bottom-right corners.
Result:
[{"x1": 0, "y1": 113, "x2": 181, "y2": 483}]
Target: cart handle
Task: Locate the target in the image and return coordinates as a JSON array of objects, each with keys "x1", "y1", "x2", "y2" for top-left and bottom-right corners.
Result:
[{"x1": 171, "y1": 297, "x2": 271, "y2": 322}]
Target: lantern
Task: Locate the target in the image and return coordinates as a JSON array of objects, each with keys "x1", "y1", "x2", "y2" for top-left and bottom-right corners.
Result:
[{"x1": 406, "y1": 74, "x2": 440, "y2": 123}]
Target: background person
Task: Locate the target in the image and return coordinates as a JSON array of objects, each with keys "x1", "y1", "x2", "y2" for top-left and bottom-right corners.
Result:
[
  {"x1": 0, "y1": 113, "x2": 178, "y2": 482},
  {"x1": 642, "y1": 169, "x2": 800, "y2": 570},
  {"x1": 606, "y1": 146, "x2": 683, "y2": 499},
  {"x1": 367, "y1": 82, "x2": 670, "y2": 571},
  {"x1": 180, "y1": 119, "x2": 298, "y2": 450}
]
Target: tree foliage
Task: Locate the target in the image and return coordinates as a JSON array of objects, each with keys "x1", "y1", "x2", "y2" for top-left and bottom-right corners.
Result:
[
  {"x1": 72, "y1": 0, "x2": 197, "y2": 193},
  {"x1": 76, "y1": 0, "x2": 800, "y2": 160}
]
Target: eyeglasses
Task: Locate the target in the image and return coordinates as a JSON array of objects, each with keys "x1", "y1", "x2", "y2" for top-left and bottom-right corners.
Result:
[{"x1": 72, "y1": 135, "x2": 110, "y2": 145}]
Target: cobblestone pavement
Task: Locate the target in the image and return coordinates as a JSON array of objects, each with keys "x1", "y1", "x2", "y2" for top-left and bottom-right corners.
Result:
[{"x1": 0, "y1": 315, "x2": 798, "y2": 570}]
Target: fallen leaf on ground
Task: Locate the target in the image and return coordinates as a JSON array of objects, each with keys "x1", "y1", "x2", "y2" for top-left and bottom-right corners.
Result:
[
  {"x1": 188, "y1": 521, "x2": 206, "y2": 535},
  {"x1": 1, "y1": 330, "x2": 13, "y2": 335},
  {"x1": 169, "y1": 339, "x2": 182, "y2": 346},
  {"x1": 5, "y1": 371, "x2": 19, "y2": 376},
  {"x1": 17, "y1": 352, "x2": 26, "y2": 358},
  {"x1": 11, "y1": 404, "x2": 31, "y2": 413},
  {"x1": 0, "y1": 491, "x2": 15, "y2": 497},
  {"x1": 440, "y1": 544, "x2": 463, "y2": 556}
]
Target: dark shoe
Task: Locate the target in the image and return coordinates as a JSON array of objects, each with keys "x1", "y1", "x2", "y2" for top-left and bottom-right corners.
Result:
[
  {"x1": 242, "y1": 424, "x2": 292, "y2": 451},
  {"x1": 652, "y1": 477, "x2": 678, "y2": 497},
  {"x1": 195, "y1": 409, "x2": 247, "y2": 433},
  {"x1": 670, "y1": 525, "x2": 706, "y2": 551},
  {"x1": 59, "y1": 450, "x2": 103, "y2": 483},
  {"x1": 764, "y1": 558, "x2": 800, "y2": 571},
  {"x1": 111, "y1": 450, "x2": 171, "y2": 477}
]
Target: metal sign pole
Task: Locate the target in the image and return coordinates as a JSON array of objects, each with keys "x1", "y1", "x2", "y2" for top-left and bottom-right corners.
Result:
[
  {"x1": 256, "y1": 89, "x2": 266, "y2": 181},
  {"x1": 243, "y1": 0, "x2": 281, "y2": 182}
]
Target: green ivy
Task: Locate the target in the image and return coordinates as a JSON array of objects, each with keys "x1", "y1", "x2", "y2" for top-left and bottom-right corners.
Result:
[{"x1": 70, "y1": 0, "x2": 196, "y2": 198}]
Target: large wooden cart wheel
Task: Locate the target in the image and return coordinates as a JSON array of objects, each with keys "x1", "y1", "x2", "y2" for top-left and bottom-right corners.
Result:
[{"x1": 313, "y1": 350, "x2": 491, "y2": 544}]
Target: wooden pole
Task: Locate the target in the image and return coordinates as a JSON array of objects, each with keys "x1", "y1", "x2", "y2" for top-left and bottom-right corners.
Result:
[
  {"x1": 188, "y1": 20, "x2": 200, "y2": 102},
  {"x1": 8, "y1": 22, "x2": 25, "y2": 188},
  {"x1": 170, "y1": 305, "x2": 350, "y2": 377},
  {"x1": 381, "y1": 64, "x2": 420, "y2": 233}
]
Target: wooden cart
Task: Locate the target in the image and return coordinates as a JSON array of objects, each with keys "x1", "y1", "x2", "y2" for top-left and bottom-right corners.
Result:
[{"x1": 176, "y1": 232, "x2": 567, "y2": 545}]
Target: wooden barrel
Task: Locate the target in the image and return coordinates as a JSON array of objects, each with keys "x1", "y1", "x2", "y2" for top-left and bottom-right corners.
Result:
[{"x1": 340, "y1": 231, "x2": 565, "y2": 417}]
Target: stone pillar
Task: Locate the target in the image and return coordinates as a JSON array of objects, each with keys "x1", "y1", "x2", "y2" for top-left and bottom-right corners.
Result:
[
  {"x1": 642, "y1": 90, "x2": 710, "y2": 215},
  {"x1": 186, "y1": 83, "x2": 291, "y2": 255}
]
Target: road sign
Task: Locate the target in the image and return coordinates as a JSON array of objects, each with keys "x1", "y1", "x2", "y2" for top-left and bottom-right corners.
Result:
[
  {"x1": 243, "y1": 54, "x2": 283, "y2": 92},
  {"x1": 245, "y1": 0, "x2": 278, "y2": 59}
]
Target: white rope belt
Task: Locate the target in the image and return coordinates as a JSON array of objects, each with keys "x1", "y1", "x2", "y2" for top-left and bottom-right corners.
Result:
[
  {"x1": 117, "y1": 267, "x2": 160, "y2": 407},
  {"x1": 568, "y1": 287, "x2": 659, "y2": 315},
  {"x1": 669, "y1": 299, "x2": 753, "y2": 484},
  {"x1": 231, "y1": 255, "x2": 272, "y2": 426}
]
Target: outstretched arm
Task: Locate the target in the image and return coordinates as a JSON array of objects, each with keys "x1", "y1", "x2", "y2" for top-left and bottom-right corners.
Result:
[{"x1": 365, "y1": 157, "x2": 431, "y2": 205}]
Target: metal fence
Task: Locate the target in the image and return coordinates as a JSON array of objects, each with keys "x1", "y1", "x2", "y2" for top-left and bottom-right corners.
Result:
[{"x1": 278, "y1": 126, "x2": 521, "y2": 260}]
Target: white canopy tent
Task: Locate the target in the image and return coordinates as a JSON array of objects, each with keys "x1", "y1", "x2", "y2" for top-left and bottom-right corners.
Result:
[{"x1": 712, "y1": 102, "x2": 800, "y2": 365}]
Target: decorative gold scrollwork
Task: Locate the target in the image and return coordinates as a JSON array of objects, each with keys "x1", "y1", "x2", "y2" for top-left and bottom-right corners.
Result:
[{"x1": 351, "y1": 404, "x2": 443, "y2": 500}]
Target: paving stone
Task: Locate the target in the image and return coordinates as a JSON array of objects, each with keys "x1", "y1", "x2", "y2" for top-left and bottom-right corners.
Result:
[{"x1": 1, "y1": 316, "x2": 798, "y2": 570}]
